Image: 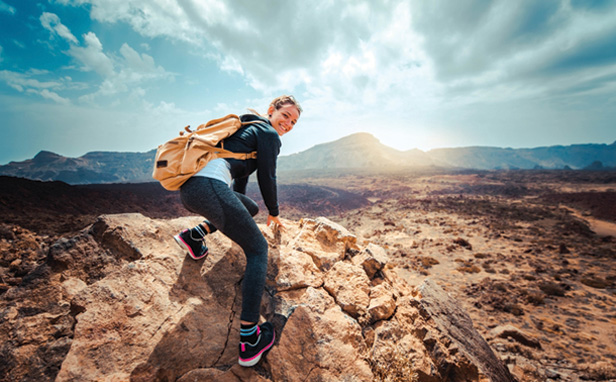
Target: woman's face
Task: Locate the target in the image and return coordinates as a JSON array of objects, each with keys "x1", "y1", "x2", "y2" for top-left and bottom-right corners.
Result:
[{"x1": 268, "y1": 103, "x2": 300, "y2": 136}]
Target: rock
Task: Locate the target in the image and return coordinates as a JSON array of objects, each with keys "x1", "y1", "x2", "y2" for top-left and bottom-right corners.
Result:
[
  {"x1": 489, "y1": 324, "x2": 542, "y2": 349},
  {"x1": 268, "y1": 304, "x2": 373, "y2": 382},
  {"x1": 176, "y1": 364, "x2": 271, "y2": 382},
  {"x1": 545, "y1": 368, "x2": 560, "y2": 379},
  {"x1": 0, "y1": 283, "x2": 74, "y2": 382},
  {"x1": 323, "y1": 261, "x2": 371, "y2": 319},
  {"x1": 272, "y1": 286, "x2": 335, "y2": 320},
  {"x1": 416, "y1": 279, "x2": 516, "y2": 382},
  {"x1": 274, "y1": 249, "x2": 323, "y2": 291},
  {"x1": 580, "y1": 361, "x2": 616, "y2": 380},
  {"x1": 47, "y1": 229, "x2": 121, "y2": 283},
  {"x1": 351, "y1": 243, "x2": 389, "y2": 279},
  {"x1": 176, "y1": 368, "x2": 225, "y2": 382},
  {"x1": 61, "y1": 277, "x2": 87, "y2": 296},
  {"x1": 57, "y1": 214, "x2": 244, "y2": 382},
  {"x1": 293, "y1": 217, "x2": 357, "y2": 271},
  {"x1": 1, "y1": 213, "x2": 515, "y2": 382},
  {"x1": 368, "y1": 283, "x2": 396, "y2": 323}
]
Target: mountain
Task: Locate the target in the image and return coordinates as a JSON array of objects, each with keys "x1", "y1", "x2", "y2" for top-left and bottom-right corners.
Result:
[
  {"x1": 0, "y1": 134, "x2": 614, "y2": 184},
  {"x1": 0, "y1": 149, "x2": 156, "y2": 184},
  {"x1": 279, "y1": 133, "x2": 615, "y2": 171},
  {"x1": 278, "y1": 132, "x2": 438, "y2": 170},
  {"x1": 428, "y1": 142, "x2": 616, "y2": 170}
]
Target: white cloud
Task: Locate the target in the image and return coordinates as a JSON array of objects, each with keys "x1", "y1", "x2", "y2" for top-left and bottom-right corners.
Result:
[
  {"x1": 37, "y1": 89, "x2": 71, "y2": 104},
  {"x1": 39, "y1": 12, "x2": 115, "y2": 77},
  {"x1": 60, "y1": 0, "x2": 440, "y2": 135},
  {"x1": 69, "y1": 1, "x2": 411, "y2": 91},
  {"x1": 411, "y1": 0, "x2": 616, "y2": 102},
  {"x1": 0, "y1": 70, "x2": 71, "y2": 105},
  {"x1": 16, "y1": 0, "x2": 616, "y2": 157},
  {"x1": 78, "y1": 42, "x2": 173, "y2": 102},
  {"x1": 37, "y1": 12, "x2": 174, "y2": 105},
  {"x1": 68, "y1": 32, "x2": 115, "y2": 76},
  {"x1": 0, "y1": 0, "x2": 15, "y2": 14},
  {"x1": 119, "y1": 43, "x2": 169, "y2": 80},
  {"x1": 0, "y1": 70, "x2": 62, "y2": 92},
  {"x1": 12, "y1": 39, "x2": 26, "y2": 49},
  {"x1": 40, "y1": 12, "x2": 79, "y2": 44}
]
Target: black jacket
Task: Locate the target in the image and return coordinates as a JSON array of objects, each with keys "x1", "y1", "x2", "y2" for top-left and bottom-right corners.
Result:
[{"x1": 222, "y1": 114, "x2": 281, "y2": 216}]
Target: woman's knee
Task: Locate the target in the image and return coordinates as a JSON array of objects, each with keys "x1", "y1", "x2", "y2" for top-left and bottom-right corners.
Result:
[
  {"x1": 235, "y1": 192, "x2": 259, "y2": 217},
  {"x1": 244, "y1": 234, "x2": 268, "y2": 259},
  {"x1": 255, "y1": 234, "x2": 269, "y2": 254},
  {"x1": 247, "y1": 202, "x2": 259, "y2": 217}
]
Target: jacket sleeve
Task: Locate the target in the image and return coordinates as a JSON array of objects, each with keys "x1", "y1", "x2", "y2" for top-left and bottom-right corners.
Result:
[
  {"x1": 233, "y1": 176, "x2": 249, "y2": 195},
  {"x1": 256, "y1": 128, "x2": 281, "y2": 216}
]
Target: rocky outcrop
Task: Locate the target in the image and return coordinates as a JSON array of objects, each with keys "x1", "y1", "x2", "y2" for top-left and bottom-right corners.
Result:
[
  {"x1": 415, "y1": 279, "x2": 516, "y2": 381},
  {"x1": 1, "y1": 213, "x2": 515, "y2": 381}
]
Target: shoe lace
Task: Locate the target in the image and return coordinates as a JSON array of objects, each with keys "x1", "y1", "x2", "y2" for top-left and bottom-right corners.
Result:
[{"x1": 240, "y1": 334, "x2": 261, "y2": 349}]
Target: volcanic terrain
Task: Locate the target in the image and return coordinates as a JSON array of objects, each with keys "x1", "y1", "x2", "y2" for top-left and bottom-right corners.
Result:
[{"x1": 1, "y1": 169, "x2": 615, "y2": 381}]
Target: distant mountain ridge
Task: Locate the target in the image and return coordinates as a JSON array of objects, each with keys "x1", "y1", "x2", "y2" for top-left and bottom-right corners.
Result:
[
  {"x1": 278, "y1": 133, "x2": 438, "y2": 170},
  {"x1": 0, "y1": 149, "x2": 157, "y2": 184},
  {"x1": 278, "y1": 133, "x2": 616, "y2": 171},
  {"x1": 1, "y1": 133, "x2": 614, "y2": 184}
]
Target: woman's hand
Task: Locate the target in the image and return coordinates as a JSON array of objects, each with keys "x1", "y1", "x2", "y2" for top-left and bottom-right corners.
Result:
[{"x1": 267, "y1": 215, "x2": 285, "y2": 230}]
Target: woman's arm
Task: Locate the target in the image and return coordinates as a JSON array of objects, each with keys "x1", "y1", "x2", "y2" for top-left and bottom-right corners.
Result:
[{"x1": 256, "y1": 128, "x2": 282, "y2": 217}]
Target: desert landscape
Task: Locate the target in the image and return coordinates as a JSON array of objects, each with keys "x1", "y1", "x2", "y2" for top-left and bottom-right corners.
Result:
[
  {"x1": 4, "y1": 1, "x2": 616, "y2": 380},
  {"x1": 292, "y1": 169, "x2": 616, "y2": 380},
  {"x1": 1, "y1": 169, "x2": 615, "y2": 381}
]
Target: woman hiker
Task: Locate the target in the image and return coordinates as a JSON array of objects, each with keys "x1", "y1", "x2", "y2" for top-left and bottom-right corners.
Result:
[{"x1": 173, "y1": 95, "x2": 302, "y2": 367}]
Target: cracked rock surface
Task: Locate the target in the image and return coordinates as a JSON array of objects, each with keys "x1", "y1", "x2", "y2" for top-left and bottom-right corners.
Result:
[{"x1": 2, "y1": 213, "x2": 514, "y2": 381}]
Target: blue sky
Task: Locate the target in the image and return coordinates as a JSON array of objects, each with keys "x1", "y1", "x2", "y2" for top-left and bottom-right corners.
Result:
[{"x1": 1, "y1": 0, "x2": 615, "y2": 165}]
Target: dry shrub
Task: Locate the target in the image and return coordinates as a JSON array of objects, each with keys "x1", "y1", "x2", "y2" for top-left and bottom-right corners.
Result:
[
  {"x1": 521, "y1": 290, "x2": 545, "y2": 305},
  {"x1": 538, "y1": 281, "x2": 566, "y2": 297},
  {"x1": 456, "y1": 261, "x2": 481, "y2": 274},
  {"x1": 582, "y1": 361, "x2": 616, "y2": 380},
  {"x1": 370, "y1": 346, "x2": 418, "y2": 382},
  {"x1": 418, "y1": 256, "x2": 439, "y2": 268},
  {"x1": 453, "y1": 237, "x2": 472, "y2": 250},
  {"x1": 581, "y1": 275, "x2": 611, "y2": 289},
  {"x1": 482, "y1": 263, "x2": 496, "y2": 273},
  {"x1": 492, "y1": 282, "x2": 508, "y2": 292},
  {"x1": 503, "y1": 303, "x2": 525, "y2": 316},
  {"x1": 457, "y1": 265, "x2": 481, "y2": 274}
]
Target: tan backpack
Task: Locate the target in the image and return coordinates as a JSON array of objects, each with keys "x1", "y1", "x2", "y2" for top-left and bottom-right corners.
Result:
[{"x1": 152, "y1": 114, "x2": 257, "y2": 191}]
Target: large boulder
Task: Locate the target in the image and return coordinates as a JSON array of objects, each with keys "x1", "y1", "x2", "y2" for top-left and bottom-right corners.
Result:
[{"x1": 2, "y1": 214, "x2": 515, "y2": 381}]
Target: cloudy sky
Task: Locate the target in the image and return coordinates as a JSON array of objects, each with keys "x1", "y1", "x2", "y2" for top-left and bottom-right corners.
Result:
[{"x1": 1, "y1": 0, "x2": 615, "y2": 165}]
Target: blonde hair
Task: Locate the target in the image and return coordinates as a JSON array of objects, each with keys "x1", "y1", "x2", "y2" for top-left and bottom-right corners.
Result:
[{"x1": 249, "y1": 95, "x2": 302, "y2": 117}]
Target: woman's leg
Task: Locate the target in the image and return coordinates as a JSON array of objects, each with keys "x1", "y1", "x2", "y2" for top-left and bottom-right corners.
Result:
[
  {"x1": 180, "y1": 176, "x2": 275, "y2": 367},
  {"x1": 234, "y1": 191, "x2": 259, "y2": 217},
  {"x1": 185, "y1": 190, "x2": 259, "y2": 236},
  {"x1": 180, "y1": 177, "x2": 268, "y2": 323}
]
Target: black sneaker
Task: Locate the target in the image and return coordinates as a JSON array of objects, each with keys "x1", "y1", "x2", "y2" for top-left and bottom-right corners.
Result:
[
  {"x1": 173, "y1": 229, "x2": 208, "y2": 260},
  {"x1": 238, "y1": 322, "x2": 275, "y2": 367}
]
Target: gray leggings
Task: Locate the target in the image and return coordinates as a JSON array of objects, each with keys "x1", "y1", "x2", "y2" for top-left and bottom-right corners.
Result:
[{"x1": 180, "y1": 176, "x2": 267, "y2": 323}]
